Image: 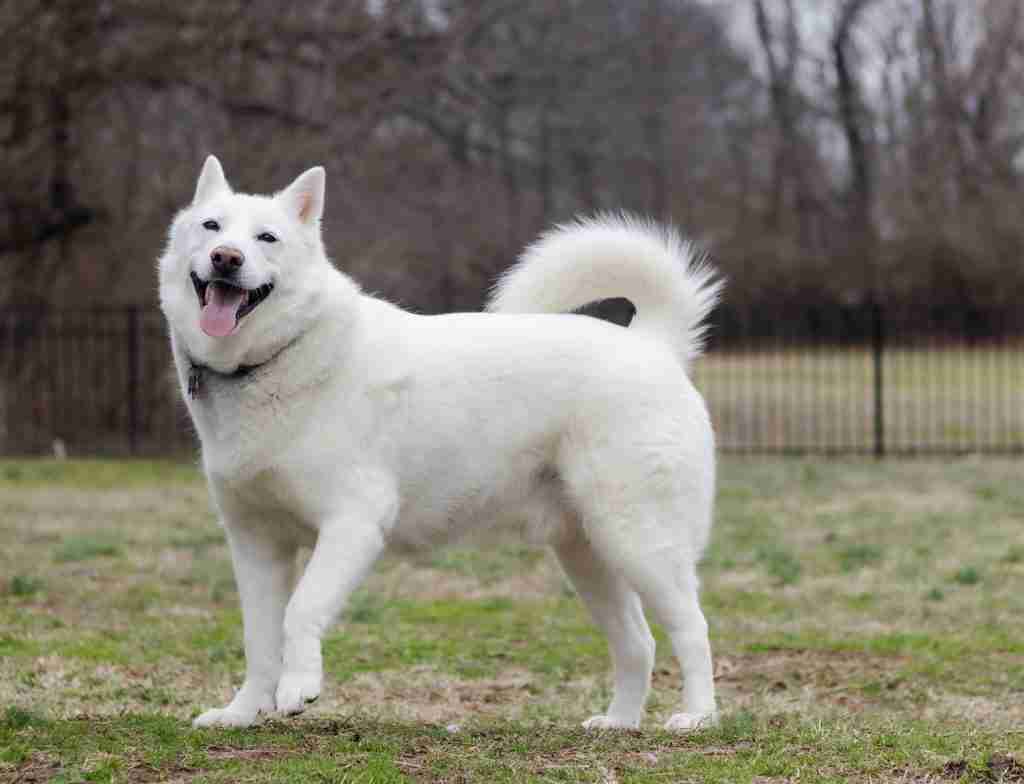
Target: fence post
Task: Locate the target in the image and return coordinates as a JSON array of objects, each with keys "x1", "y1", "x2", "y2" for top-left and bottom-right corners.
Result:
[
  {"x1": 127, "y1": 306, "x2": 140, "y2": 455},
  {"x1": 871, "y1": 301, "x2": 885, "y2": 458}
]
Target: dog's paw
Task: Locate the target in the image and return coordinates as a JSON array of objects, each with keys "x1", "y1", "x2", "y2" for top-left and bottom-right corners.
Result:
[
  {"x1": 664, "y1": 711, "x2": 717, "y2": 732},
  {"x1": 582, "y1": 714, "x2": 640, "y2": 731},
  {"x1": 192, "y1": 682, "x2": 275, "y2": 728},
  {"x1": 275, "y1": 670, "x2": 322, "y2": 716},
  {"x1": 193, "y1": 706, "x2": 263, "y2": 728}
]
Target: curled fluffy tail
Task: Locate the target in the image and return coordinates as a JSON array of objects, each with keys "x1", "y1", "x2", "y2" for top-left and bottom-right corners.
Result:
[{"x1": 488, "y1": 214, "x2": 722, "y2": 365}]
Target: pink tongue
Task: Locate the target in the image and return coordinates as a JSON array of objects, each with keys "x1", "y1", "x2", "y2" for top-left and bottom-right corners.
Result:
[{"x1": 200, "y1": 283, "x2": 245, "y2": 337}]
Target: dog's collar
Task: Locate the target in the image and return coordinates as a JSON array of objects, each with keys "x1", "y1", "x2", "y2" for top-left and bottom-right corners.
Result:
[
  {"x1": 184, "y1": 332, "x2": 306, "y2": 399},
  {"x1": 187, "y1": 359, "x2": 261, "y2": 399}
]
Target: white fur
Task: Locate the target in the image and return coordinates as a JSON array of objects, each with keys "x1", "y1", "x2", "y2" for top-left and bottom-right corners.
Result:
[
  {"x1": 159, "y1": 157, "x2": 722, "y2": 731},
  {"x1": 490, "y1": 214, "x2": 722, "y2": 366}
]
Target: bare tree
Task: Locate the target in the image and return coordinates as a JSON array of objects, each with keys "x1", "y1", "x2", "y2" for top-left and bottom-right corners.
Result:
[
  {"x1": 4, "y1": 0, "x2": 1024, "y2": 315},
  {"x1": 832, "y1": 0, "x2": 879, "y2": 297}
]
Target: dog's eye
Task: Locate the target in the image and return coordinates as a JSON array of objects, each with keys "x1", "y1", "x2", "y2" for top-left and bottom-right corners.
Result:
[
  {"x1": 202, "y1": 220, "x2": 220, "y2": 231},
  {"x1": 256, "y1": 232, "x2": 277, "y2": 243}
]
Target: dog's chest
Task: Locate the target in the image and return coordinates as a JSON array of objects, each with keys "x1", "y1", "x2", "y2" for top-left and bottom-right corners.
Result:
[
  {"x1": 210, "y1": 464, "x2": 322, "y2": 543},
  {"x1": 191, "y1": 374, "x2": 306, "y2": 477}
]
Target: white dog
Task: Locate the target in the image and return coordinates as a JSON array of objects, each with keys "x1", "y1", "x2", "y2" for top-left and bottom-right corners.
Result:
[{"x1": 158, "y1": 156, "x2": 722, "y2": 732}]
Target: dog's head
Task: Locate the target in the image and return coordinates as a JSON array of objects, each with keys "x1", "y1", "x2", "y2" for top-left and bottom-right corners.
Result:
[{"x1": 158, "y1": 156, "x2": 331, "y2": 372}]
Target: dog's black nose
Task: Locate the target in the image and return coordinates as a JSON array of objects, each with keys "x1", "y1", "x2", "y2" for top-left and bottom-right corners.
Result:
[{"x1": 211, "y1": 246, "x2": 244, "y2": 274}]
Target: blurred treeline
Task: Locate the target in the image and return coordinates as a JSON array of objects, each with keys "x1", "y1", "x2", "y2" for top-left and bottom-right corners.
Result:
[{"x1": 4, "y1": 0, "x2": 1024, "y2": 313}]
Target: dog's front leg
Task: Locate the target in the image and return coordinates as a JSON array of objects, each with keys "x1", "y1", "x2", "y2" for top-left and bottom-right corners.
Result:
[
  {"x1": 194, "y1": 521, "x2": 296, "y2": 728},
  {"x1": 276, "y1": 518, "x2": 388, "y2": 715}
]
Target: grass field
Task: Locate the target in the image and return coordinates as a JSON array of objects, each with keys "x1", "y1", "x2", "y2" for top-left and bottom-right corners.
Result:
[{"x1": 2, "y1": 458, "x2": 1024, "y2": 782}]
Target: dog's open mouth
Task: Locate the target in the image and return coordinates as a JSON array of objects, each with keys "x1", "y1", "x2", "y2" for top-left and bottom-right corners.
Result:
[{"x1": 191, "y1": 271, "x2": 274, "y2": 337}]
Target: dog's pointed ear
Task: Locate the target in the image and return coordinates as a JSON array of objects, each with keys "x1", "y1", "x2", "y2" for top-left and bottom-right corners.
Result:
[
  {"x1": 193, "y1": 155, "x2": 230, "y2": 204},
  {"x1": 279, "y1": 166, "x2": 325, "y2": 226}
]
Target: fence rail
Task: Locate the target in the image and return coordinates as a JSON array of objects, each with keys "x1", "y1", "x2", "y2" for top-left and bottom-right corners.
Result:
[{"x1": 1, "y1": 305, "x2": 1023, "y2": 457}]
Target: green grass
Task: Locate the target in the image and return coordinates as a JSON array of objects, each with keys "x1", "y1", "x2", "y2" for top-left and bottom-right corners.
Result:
[
  {"x1": 952, "y1": 566, "x2": 983, "y2": 586},
  {"x1": 2, "y1": 458, "x2": 1024, "y2": 782},
  {"x1": 7, "y1": 575, "x2": 44, "y2": 597},
  {"x1": 0, "y1": 458, "x2": 199, "y2": 488},
  {"x1": 3, "y1": 710, "x2": 1017, "y2": 783},
  {"x1": 834, "y1": 542, "x2": 884, "y2": 572},
  {"x1": 53, "y1": 533, "x2": 123, "y2": 563},
  {"x1": 754, "y1": 544, "x2": 802, "y2": 586}
]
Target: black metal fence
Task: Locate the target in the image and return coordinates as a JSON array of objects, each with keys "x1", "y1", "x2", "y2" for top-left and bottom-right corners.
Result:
[
  {"x1": 0, "y1": 307, "x2": 194, "y2": 457},
  {"x1": 1, "y1": 304, "x2": 1022, "y2": 457},
  {"x1": 696, "y1": 303, "x2": 1024, "y2": 455}
]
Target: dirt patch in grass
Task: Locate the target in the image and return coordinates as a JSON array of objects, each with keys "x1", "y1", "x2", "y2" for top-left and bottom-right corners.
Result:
[
  {"x1": 310, "y1": 666, "x2": 546, "y2": 724},
  {"x1": 708, "y1": 648, "x2": 915, "y2": 718},
  {"x1": 937, "y1": 755, "x2": 1024, "y2": 783},
  {"x1": 987, "y1": 754, "x2": 1024, "y2": 782},
  {"x1": 205, "y1": 745, "x2": 293, "y2": 761},
  {"x1": 4, "y1": 754, "x2": 63, "y2": 783},
  {"x1": 926, "y1": 694, "x2": 1024, "y2": 728}
]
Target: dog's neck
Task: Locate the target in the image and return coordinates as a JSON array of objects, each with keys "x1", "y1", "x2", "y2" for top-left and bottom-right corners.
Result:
[
  {"x1": 185, "y1": 356, "x2": 267, "y2": 399},
  {"x1": 181, "y1": 315, "x2": 332, "y2": 402}
]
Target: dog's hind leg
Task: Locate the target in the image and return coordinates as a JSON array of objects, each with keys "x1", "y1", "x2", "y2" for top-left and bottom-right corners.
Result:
[
  {"x1": 621, "y1": 550, "x2": 717, "y2": 731},
  {"x1": 554, "y1": 531, "x2": 655, "y2": 729},
  {"x1": 559, "y1": 433, "x2": 717, "y2": 731}
]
